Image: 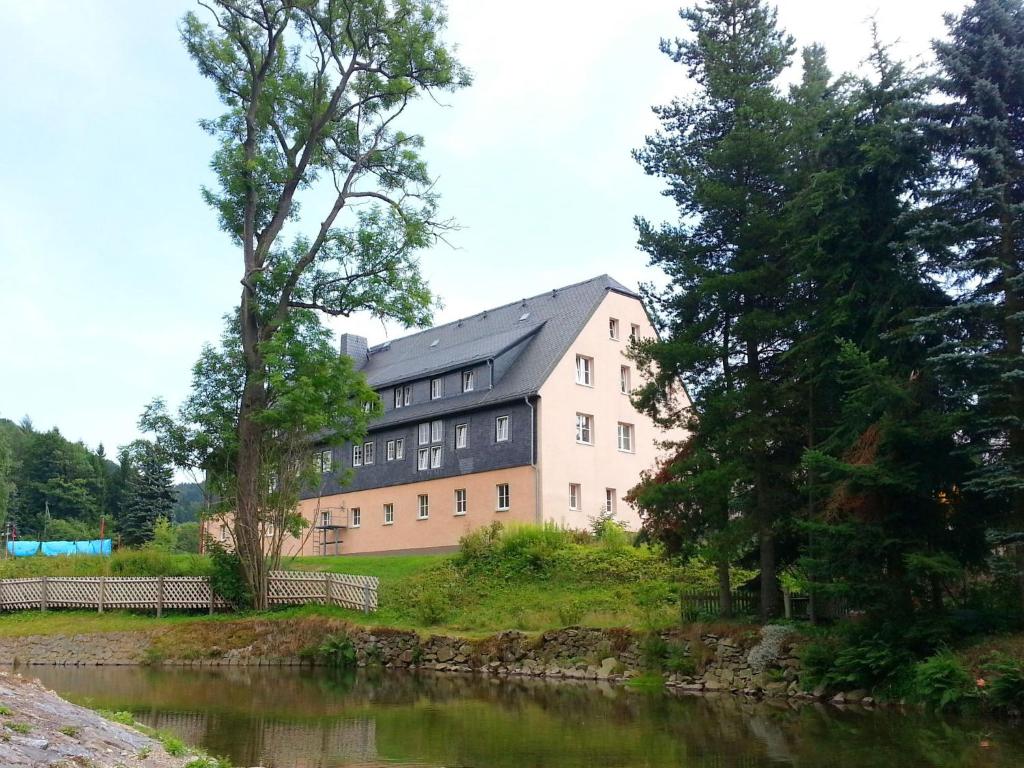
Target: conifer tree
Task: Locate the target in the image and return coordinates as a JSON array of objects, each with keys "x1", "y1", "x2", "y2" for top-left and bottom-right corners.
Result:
[
  {"x1": 118, "y1": 441, "x2": 175, "y2": 547},
  {"x1": 633, "y1": 0, "x2": 799, "y2": 618},
  {"x1": 919, "y1": 0, "x2": 1024, "y2": 604}
]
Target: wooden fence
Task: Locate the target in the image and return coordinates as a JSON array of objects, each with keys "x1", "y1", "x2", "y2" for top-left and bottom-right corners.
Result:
[
  {"x1": 0, "y1": 571, "x2": 378, "y2": 615},
  {"x1": 678, "y1": 588, "x2": 849, "y2": 621}
]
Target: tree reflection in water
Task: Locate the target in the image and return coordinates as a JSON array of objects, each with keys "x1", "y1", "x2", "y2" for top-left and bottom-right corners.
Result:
[{"x1": 30, "y1": 666, "x2": 1022, "y2": 768}]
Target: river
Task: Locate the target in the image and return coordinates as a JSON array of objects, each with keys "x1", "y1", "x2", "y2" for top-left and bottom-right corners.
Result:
[{"x1": 29, "y1": 665, "x2": 1024, "y2": 767}]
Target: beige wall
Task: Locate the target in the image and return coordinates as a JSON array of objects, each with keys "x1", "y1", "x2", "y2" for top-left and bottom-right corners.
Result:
[
  {"x1": 279, "y1": 465, "x2": 537, "y2": 556},
  {"x1": 537, "y1": 291, "x2": 687, "y2": 531}
]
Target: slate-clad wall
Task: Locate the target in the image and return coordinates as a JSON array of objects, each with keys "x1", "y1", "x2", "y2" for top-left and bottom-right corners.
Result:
[
  {"x1": 306, "y1": 400, "x2": 534, "y2": 498},
  {"x1": 378, "y1": 361, "x2": 492, "y2": 414}
]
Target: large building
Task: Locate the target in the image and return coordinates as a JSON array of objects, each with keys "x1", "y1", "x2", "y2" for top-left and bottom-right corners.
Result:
[{"x1": 280, "y1": 274, "x2": 687, "y2": 556}]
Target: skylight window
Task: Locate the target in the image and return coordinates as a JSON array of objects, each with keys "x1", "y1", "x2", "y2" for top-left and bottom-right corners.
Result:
[
  {"x1": 519, "y1": 312, "x2": 530, "y2": 321},
  {"x1": 430, "y1": 339, "x2": 439, "y2": 348}
]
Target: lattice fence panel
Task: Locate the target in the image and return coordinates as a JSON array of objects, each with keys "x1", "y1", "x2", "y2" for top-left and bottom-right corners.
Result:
[
  {"x1": 104, "y1": 577, "x2": 160, "y2": 609},
  {"x1": 163, "y1": 577, "x2": 217, "y2": 609},
  {"x1": 0, "y1": 578, "x2": 43, "y2": 610},
  {"x1": 48, "y1": 577, "x2": 101, "y2": 608},
  {"x1": 329, "y1": 574, "x2": 379, "y2": 612},
  {"x1": 268, "y1": 571, "x2": 328, "y2": 605}
]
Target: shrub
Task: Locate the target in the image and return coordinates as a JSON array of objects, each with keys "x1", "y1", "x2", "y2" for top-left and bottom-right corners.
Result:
[
  {"x1": 557, "y1": 599, "x2": 586, "y2": 627},
  {"x1": 413, "y1": 588, "x2": 449, "y2": 626},
  {"x1": 983, "y1": 654, "x2": 1024, "y2": 712},
  {"x1": 205, "y1": 541, "x2": 251, "y2": 610},
  {"x1": 911, "y1": 650, "x2": 977, "y2": 712},
  {"x1": 635, "y1": 581, "x2": 674, "y2": 630},
  {"x1": 798, "y1": 637, "x2": 841, "y2": 688},
  {"x1": 316, "y1": 633, "x2": 357, "y2": 668},
  {"x1": 825, "y1": 636, "x2": 912, "y2": 692},
  {"x1": 640, "y1": 633, "x2": 669, "y2": 670},
  {"x1": 664, "y1": 643, "x2": 696, "y2": 676}
]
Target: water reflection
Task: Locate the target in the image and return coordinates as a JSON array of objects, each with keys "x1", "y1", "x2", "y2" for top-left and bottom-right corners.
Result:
[{"x1": 30, "y1": 665, "x2": 1024, "y2": 768}]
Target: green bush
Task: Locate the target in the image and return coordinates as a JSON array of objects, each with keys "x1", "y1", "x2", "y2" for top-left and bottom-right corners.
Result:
[
  {"x1": 911, "y1": 650, "x2": 977, "y2": 712},
  {"x1": 983, "y1": 654, "x2": 1024, "y2": 712},
  {"x1": 316, "y1": 633, "x2": 357, "y2": 668},
  {"x1": 413, "y1": 588, "x2": 449, "y2": 626},
  {"x1": 798, "y1": 637, "x2": 841, "y2": 688},
  {"x1": 664, "y1": 643, "x2": 696, "y2": 675},
  {"x1": 640, "y1": 633, "x2": 669, "y2": 670},
  {"x1": 799, "y1": 634, "x2": 911, "y2": 693},
  {"x1": 205, "y1": 542, "x2": 251, "y2": 609},
  {"x1": 557, "y1": 599, "x2": 586, "y2": 627}
]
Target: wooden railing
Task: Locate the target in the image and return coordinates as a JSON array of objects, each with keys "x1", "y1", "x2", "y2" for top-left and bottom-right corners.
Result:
[
  {"x1": 678, "y1": 588, "x2": 849, "y2": 621},
  {"x1": 0, "y1": 571, "x2": 378, "y2": 615}
]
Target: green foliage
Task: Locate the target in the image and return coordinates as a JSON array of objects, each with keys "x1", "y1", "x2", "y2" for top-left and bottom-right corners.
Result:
[
  {"x1": 557, "y1": 599, "x2": 586, "y2": 627},
  {"x1": 117, "y1": 440, "x2": 175, "y2": 547},
  {"x1": 6, "y1": 722, "x2": 30, "y2": 735},
  {"x1": 206, "y1": 541, "x2": 251, "y2": 610},
  {"x1": 801, "y1": 633, "x2": 913, "y2": 694},
  {"x1": 982, "y1": 654, "x2": 1024, "y2": 712},
  {"x1": 640, "y1": 633, "x2": 669, "y2": 670},
  {"x1": 911, "y1": 650, "x2": 977, "y2": 711},
  {"x1": 58, "y1": 725, "x2": 80, "y2": 738},
  {"x1": 316, "y1": 633, "x2": 357, "y2": 668}
]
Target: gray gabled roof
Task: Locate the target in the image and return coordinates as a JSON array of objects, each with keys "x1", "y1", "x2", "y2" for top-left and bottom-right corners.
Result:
[{"x1": 359, "y1": 274, "x2": 638, "y2": 428}]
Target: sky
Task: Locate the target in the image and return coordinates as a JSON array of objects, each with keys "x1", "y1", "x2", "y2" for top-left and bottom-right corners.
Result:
[{"x1": 0, "y1": 0, "x2": 968, "y2": 457}]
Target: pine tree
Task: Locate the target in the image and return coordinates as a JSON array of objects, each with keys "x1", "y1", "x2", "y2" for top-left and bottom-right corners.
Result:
[
  {"x1": 118, "y1": 441, "x2": 175, "y2": 547},
  {"x1": 919, "y1": 0, "x2": 1024, "y2": 603},
  {"x1": 633, "y1": 0, "x2": 799, "y2": 618}
]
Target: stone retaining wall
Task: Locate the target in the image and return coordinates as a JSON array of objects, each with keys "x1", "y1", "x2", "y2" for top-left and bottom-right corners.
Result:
[{"x1": 0, "y1": 623, "x2": 818, "y2": 700}]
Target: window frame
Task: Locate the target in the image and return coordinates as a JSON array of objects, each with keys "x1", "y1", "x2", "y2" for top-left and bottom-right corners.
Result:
[
  {"x1": 430, "y1": 419, "x2": 444, "y2": 443},
  {"x1": 617, "y1": 422, "x2": 634, "y2": 453},
  {"x1": 605, "y1": 488, "x2": 616, "y2": 514},
  {"x1": 320, "y1": 510, "x2": 331, "y2": 527},
  {"x1": 417, "y1": 494, "x2": 430, "y2": 520},
  {"x1": 430, "y1": 377, "x2": 443, "y2": 400},
  {"x1": 569, "y1": 483, "x2": 580, "y2": 511},
  {"x1": 395, "y1": 438, "x2": 405, "y2": 460},
  {"x1": 351, "y1": 443, "x2": 363, "y2": 467},
  {"x1": 496, "y1": 483, "x2": 510, "y2": 511},
  {"x1": 350, "y1": 507, "x2": 361, "y2": 528},
  {"x1": 418, "y1": 422, "x2": 430, "y2": 445},
  {"x1": 386, "y1": 439, "x2": 396, "y2": 461},
  {"x1": 462, "y1": 369, "x2": 475, "y2": 392},
  {"x1": 430, "y1": 445, "x2": 443, "y2": 469},
  {"x1": 576, "y1": 413, "x2": 593, "y2": 445},
  {"x1": 363, "y1": 441, "x2": 375, "y2": 465},
  {"x1": 455, "y1": 423, "x2": 468, "y2": 449},
  {"x1": 495, "y1": 415, "x2": 510, "y2": 443},
  {"x1": 609, "y1": 317, "x2": 620, "y2": 340},
  {"x1": 575, "y1": 354, "x2": 594, "y2": 386},
  {"x1": 383, "y1": 503, "x2": 394, "y2": 525},
  {"x1": 316, "y1": 449, "x2": 332, "y2": 473},
  {"x1": 417, "y1": 447, "x2": 429, "y2": 471},
  {"x1": 455, "y1": 488, "x2": 467, "y2": 516},
  {"x1": 620, "y1": 365, "x2": 631, "y2": 394},
  {"x1": 630, "y1": 323, "x2": 640, "y2": 342}
]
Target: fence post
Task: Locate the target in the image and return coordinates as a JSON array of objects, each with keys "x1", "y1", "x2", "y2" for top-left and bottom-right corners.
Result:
[
  {"x1": 208, "y1": 579, "x2": 215, "y2": 615},
  {"x1": 40, "y1": 577, "x2": 48, "y2": 612},
  {"x1": 783, "y1": 588, "x2": 792, "y2": 620},
  {"x1": 98, "y1": 577, "x2": 105, "y2": 614},
  {"x1": 362, "y1": 583, "x2": 371, "y2": 614},
  {"x1": 157, "y1": 576, "x2": 164, "y2": 618},
  {"x1": 324, "y1": 574, "x2": 332, "y2": 606}
]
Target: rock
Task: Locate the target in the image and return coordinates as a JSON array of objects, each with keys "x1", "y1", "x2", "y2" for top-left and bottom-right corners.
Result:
[
  {"x1": 831, "y1": 693, "x2": 846, "y2": 704},
  {"x1": 436, "y1": 646, "x2": 454, "y2": 663},
  {"x1": 845, "y1": 689, "x2": 868, "y2": 703}
]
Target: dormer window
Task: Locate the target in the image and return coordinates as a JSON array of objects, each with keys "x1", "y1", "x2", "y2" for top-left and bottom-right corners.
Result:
[
  {"x1": 394, "y1": 385, "x2": 412, "y2": 408},
  {"x1": 462, "y1": 370, "x2": 475, "y2": 392},
  {"x1": 609, "y1": 318, "x2": 620, "y2": 340},
  {"x1": 430, "y1": 377, "x2": 443, "y2": 400}
]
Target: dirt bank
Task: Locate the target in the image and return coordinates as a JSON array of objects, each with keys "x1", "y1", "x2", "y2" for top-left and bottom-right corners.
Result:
[{"x1": 0, "y1": 670, "x2": 195, "y2": 767}]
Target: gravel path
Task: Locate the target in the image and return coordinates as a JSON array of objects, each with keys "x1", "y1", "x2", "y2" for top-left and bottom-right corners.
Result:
[{"x1": 0, "y1": 670, "x2": 195, "y2": 767}]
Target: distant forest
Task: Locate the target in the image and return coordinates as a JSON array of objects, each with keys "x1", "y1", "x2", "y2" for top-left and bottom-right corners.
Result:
[{"x1": 0, "y1": 416, "x2": 201, "y2": 542}]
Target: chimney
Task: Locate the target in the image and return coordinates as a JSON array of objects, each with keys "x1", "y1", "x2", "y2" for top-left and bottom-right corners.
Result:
[{"x1": 339, "y1": 333, "x2": 369, "y2": 370}]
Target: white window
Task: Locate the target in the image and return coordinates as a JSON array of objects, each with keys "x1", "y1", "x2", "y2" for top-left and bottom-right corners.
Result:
[
  {"x1": 456, "y1": 423, "x2": 468, "y2": 449},
  {"x1": 630, "y1": 324, "x2": 640, "y2": 341},
  {"x1": 431, "y1": 419, "x2": 444, "y2": 443},
  {"x1": 576, "y1": 413, "x2": 593, "y2": 444},
  {"x1": 609, "y1": 317, "x2": 620, "y2": 340},
  {"x1": 220, "y1": 524, "x2": 228, "y2": 541},
  {"x1": 497, "y1": 483, "x2": 510, "y2": 511},
  {"x1": 569, "y1": 483, "x2": 581, "y2": 511},
  {"x1": 455, "y1": 488, "x2": 467, "y2": 515},
  {"x1": 320, "y1": 510, "x2": 331, "y2": 527},
  {"x1": 430, "y1": 377, "x2": 443, "y2": 400},
  {"x1": 495, "y1": 416, "x2": 510, "y2": 442},
  {"x1": 363, "y1": 441, "x2": 375, "y2": 465},
  {"x1": 617, "y1": 422, "x2": 634, "y2": 452},
  {"x1": 386, "y1": 440, "x2": 396, "y2": 461},
  {"x1": 269, "y1": 472, "x2": 278, "y2": 492},
  {"x1": 384, "y1": 503, "x2": 394, "y2": 524},
  {"x1": 605, "y1": 488, "x2": 616, "y2": 514},
  {"x1": 395, "y1": 438, "x2": 405, "y2": 460},
  {"x1": 351, "y1": 444, "x2": 362, "y2": 467},
  {"x1": 462, "y1": 370, "x2": 475, "y2": 392},
  {"x1": 316, "y1": 449, "x2": 332, "y2": 473},
  {"x1": 418, "y1": 494, "x2": 429, "y2": 519},
  {"x1": 575, "y1": 355, "x2": 593, "y2": 386},
  {"x1": 418, "y1": 423, "x2": 430, "y2": 445},
  {"x1": 620, "y1": 365, "x2": 631, "y2": 394},
  {"x1": 430, "y1": 445, "x2": 443, "y2": 468},
  {"x1": 395, "y1": 385, "x2": 412, "y2": 408},
  {"x1": 351, "y1": 507, "x2": 361, "y2": 527},
  {"x1": 265, "y1": 522, "x2": 275, "y2": 538},
  {"x1": 417, "y1": 448, "x2": 429, "y2": 471}
]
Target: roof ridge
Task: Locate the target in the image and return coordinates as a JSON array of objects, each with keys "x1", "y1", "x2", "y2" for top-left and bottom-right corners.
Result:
[{"x1": 366, "y1": 274, "x2": 624, "y2": 351}]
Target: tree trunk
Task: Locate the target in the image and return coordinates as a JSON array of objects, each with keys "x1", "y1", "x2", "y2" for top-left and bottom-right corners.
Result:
[
  {"x1": 759, "y1": 518, "x2": 778, "y2": 621},
  {"x1": 235, "y1": 378, "x2": 269, "y2": 610},
  {"x1": 717, "y1": 558, "x2": 733, "y2": 618}
]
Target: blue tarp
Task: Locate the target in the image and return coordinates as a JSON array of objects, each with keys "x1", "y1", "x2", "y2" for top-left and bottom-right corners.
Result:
[{"x1": 6, "y1": 539, "x2": 111, "y2": 557}]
